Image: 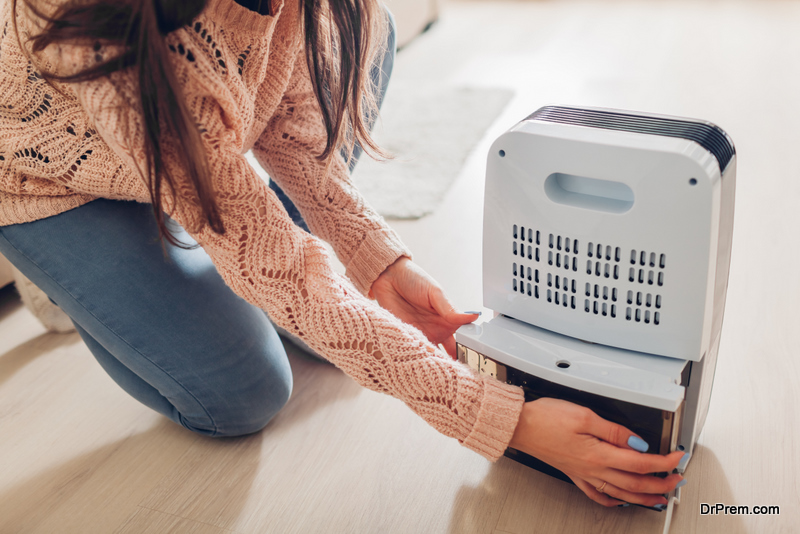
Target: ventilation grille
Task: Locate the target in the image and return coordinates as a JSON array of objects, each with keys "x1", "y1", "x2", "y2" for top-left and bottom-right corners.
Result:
[
  {"x1": 526, "y1": 106, "x2": 736, "y2": 173},
  {"x1": 512, "y1": 224, "x2": 665, "y2": 326}
]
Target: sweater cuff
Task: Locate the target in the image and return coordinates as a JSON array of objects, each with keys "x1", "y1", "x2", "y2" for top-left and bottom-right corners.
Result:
[
  {"x1": 346, "y1": 227, "x2": 412, "y2": 295},
  {"x1": 460, "y1": 377, "x2": 525, "y2": 461}
]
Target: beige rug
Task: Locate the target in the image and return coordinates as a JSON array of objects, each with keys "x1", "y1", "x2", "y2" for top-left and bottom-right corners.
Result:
[{"x1": 352, "y1": 82, "x2": 514, "y2": 219}]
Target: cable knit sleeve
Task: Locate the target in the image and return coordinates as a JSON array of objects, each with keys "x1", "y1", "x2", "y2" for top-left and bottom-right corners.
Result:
[
  {"x1": 250, "y1": 48, "x2": 409, "y2": 295},
  {"x1": 3, "y1": 0, "x2": 524, "y2": 460},
  {"x1": 98, "y1": 92, "x2": 523, "y2": 460}
]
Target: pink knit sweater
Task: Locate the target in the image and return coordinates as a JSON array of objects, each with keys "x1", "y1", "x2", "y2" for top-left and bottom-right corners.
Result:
[{"x1": 0, "y1": 0, "x2": 524, "y2": 459}]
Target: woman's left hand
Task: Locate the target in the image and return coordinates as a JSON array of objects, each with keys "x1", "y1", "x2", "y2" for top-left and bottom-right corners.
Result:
[{"x1": 370, "y1": 257, "x2": 479, "y2": 358}]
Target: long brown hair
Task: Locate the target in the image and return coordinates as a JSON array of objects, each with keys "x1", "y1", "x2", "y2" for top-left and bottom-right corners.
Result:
[{"x1": 14, "y1": 0, "x2": 386, "y2": 245}]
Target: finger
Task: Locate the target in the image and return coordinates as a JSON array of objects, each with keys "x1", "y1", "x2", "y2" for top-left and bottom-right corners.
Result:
[
  {"x1": 443, "y1": 313, "x2": 482, "y2": 330},
  {"x1": 586, "y1": 477, "x2": 670, "y2": 509},
  {"x1": 599, "y1": 470, "x2": 684, "y2": 497},
  {"x1": 583, "y1": 412, "x2": 684, "y2": 473},
  {"x1": 584, "y1": 410, "x2": 650, "y2": 451},
  {"x1": 570, "y1": 476, "x2": 626, "y2": 508},
  {"x1": 599, "y1": 445, "x2": 685, "y2": 475},
  {"x1": 442, "y1": 336, "x2": 458, "y2": 359}
]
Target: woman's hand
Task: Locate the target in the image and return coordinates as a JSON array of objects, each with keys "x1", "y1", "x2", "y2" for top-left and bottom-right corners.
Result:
[
  {"x1": 370, "y1": 257, "x2": 478, "y2": 357},
  {"x1": 510, "y1": 398, "x2": 686, "y2": 508}
]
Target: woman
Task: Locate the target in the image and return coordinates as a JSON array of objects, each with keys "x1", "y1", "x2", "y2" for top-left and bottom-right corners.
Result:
[{"x1": 0, "y1": 0, "x2": 686, "y2": 509}]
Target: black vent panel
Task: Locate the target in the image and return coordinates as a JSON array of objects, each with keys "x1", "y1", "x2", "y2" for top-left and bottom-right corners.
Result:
[{"x1": 526, "y1": 106, "x2": 736, "y2": 173}]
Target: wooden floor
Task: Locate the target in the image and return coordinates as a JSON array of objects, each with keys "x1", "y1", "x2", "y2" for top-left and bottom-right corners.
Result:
[{"x1": 2, "y1": 1, "x2": 799, "y2": 532}]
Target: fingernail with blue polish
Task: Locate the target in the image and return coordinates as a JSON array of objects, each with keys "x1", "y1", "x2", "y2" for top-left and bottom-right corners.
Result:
[
  {"x1": 678, "y1": 452, "x2": 691, "y2": 471},
  {"x1": 628, "y1": 435, "x2": 649, "y2": 453},
  {"x1": 654, "y1": 504, "x2": 666, "y2": 511},
  {"x1": 465, "y1": 311, "x2": 482, "y2": 315},
  {"x1": 675, "y1": 479, "x2": 687, "y2": 489},
  {"x1": 618, "y1": 503, "x2": 630, "y2": 508}
]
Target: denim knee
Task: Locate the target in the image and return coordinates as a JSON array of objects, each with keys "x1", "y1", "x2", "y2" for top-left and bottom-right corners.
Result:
[{"x1": 180, "y1": 368, "x2": 292, "y2": 438}]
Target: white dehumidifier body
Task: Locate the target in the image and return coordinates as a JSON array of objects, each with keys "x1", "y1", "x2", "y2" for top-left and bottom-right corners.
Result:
[{"x1": 456, "y1": 105, "x2": 735, "y2": 510}]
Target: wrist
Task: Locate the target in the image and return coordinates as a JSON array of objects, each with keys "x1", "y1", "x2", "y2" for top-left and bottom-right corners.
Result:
[{"x1": 368, "y1": 255, "x2": 411, "y2": 298}]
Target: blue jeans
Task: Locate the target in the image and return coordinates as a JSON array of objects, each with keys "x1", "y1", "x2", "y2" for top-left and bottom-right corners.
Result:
[{"x1": 0, "y1": 13, "x2": 396, "y2": 437}]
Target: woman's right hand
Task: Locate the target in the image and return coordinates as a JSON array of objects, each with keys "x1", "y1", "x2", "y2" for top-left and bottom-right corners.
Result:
[{"x1": 509, "y1": 397, "x2": 686, "y2": 508}]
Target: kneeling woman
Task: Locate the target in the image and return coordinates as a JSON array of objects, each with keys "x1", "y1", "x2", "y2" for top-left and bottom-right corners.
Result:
[{"x1": 0, "y1": 0, "x2": 685, "y2": 508}]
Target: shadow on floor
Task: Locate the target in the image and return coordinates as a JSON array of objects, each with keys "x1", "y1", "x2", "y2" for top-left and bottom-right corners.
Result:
[{"x1": 0, "y1": 331, "x2": 81, "y2": 387}]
